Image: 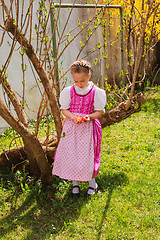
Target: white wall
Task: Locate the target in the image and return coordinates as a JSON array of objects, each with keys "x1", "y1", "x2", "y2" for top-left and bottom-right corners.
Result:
[
  {"x1": 0, "y1": 1, "x2": 44, "y2": 133},
  {"x1": 0, "y1": 0, "x2": 122, "y2": 133},
  {"x1": 53, "y1": 0, "x2": 122, "y2": 89},
  {"x1": 55, "y1": 0, "x2": 106, "y2": 89}
]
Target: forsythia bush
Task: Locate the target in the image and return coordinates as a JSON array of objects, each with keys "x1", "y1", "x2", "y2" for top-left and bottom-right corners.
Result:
[
  {"x1": 103, "y1": 0, "x2": 160, "y2": 41},
  {"x1": 100, "y1": 0, "x2": 160, "y2": 81}
]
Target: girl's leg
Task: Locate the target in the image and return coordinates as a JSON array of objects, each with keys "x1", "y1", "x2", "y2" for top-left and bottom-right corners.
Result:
[
  {"x1": 72, "y1": 181, "x2": 80, "y2": 194},
  {"x1": 88, "y1": 178, "x2": 98, "y2": 195}
]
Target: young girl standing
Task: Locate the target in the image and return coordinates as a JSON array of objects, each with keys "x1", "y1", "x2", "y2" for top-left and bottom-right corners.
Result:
[{"x1": 52, "y1": 59, "x2": 106, "y2": 197}]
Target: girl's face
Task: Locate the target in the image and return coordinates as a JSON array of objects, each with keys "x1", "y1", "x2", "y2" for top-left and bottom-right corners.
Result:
[{"x1": 72, "y1": 72, "x2": 91, "y2": 89}]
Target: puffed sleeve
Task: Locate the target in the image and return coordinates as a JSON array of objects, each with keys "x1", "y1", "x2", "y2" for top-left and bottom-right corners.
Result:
[
  {"x1": 59, "y1": 86, "x2": 71, "y2": 109},
  {"x1": 94, "y1": 87, "x2": 106, "y2": 111}
]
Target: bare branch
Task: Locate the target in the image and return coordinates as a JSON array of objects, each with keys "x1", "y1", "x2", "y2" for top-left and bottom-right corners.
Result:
[
  {"x1": 15, "y1": 0, "x2": 19, "y2": 27},
  {"x1": 48, "y1": 7, "x2": 104, "y2": 79},
  {"x1": 123, "y1": 0, "x2": 143, "y2": 19},
  {"x1": 29, "y1": 0, "x2": 33, "y2": 44},
  {"x1": 125, "y1": 0, "x2": 155, "y2": 110},
  {"x1": 21, "y1": 0, "x2": 24, "y2": 28},
  {"x1": 151, "y1": 67, "x2": 160, "y2": 87},
  {"x1": 0, "y1": 23, "x2": 5, "y2": 30},
  {"x1": 0, "y1": 71, "x2": 28, "y2": 127},
  {"x1": 4, "y1": 15, "x2": 62, "y2": 136},
  {"x1": 1, "y1": 0, "x2": 10, "y2": 17},
  {"x1": 1, "y1": 36, "x2": 17, "y2": 73},
  {"x1": 59, "y1": 0, "x2": 76, "y2": 43},
  {"x1": 41, "y1": 0, "x2": 62, "y2": 65},
  {"x1": 0, "y1": 28, "x2": 6, "y2": 47}
]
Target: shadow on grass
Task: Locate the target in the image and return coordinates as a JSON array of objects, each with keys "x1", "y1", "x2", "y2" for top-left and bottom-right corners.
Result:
[
  {"x1": 96, "y1": 172, "x2": 129, "y2": 240},
  {"x1": 0, "y1": 171, "x2": 129, "y2": 240},
  {"x1": 0, "y1": 175, "x2": 87, "y2": 239}
]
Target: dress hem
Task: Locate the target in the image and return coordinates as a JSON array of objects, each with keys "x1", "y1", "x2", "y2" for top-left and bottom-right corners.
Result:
[{"x1": 52, "y1": 173, "x2": 93, "y2": 182}]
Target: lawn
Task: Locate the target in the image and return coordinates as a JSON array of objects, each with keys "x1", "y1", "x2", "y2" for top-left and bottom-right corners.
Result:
[{"x1": 0, "y1": 88, "x2": 160, "y2": 240}]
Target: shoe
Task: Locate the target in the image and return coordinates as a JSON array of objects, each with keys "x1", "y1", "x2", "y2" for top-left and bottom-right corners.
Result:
[
  {"x1": 85, "y1": 186, "x2": 99, "y2": 197},
  {"x1": 72, "y1": 185, "x2": 80, "y2": 198}
]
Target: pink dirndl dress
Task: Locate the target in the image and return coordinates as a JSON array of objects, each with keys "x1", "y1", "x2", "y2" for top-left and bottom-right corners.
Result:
[{"x1": 52, "y1": 84, "x2": 102, "y2": 181}]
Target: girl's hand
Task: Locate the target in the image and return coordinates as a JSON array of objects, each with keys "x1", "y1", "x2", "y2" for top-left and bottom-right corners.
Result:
[
  {"x1": 71, "y1": 115, "x2": 91, "y2": 124},
  {"x1": 75, "y1": 117, "x2": 82, "y2": 124},
  {"x1": 71, "y1": 115, "x2": 78, "y2": 123},
  {"x1": 81, "y1": 115, "x2": 90, "y2": 123}
]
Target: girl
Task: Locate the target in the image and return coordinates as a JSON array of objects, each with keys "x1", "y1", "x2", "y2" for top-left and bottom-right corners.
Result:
[{"x1": 52, "y1": 59, "x2": 106, "y2": 197}]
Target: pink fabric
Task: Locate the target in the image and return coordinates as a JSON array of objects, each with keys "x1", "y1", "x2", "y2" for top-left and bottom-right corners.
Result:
[
  {"x1": 70, "y1": 85, "x2": 95, "y2": 114},
  {"x1": 92, "y1": 119, "x2": 102, "y2": 178},
  {"x1": 52, "y1": 84, "x2": 102, "y2": 181}
]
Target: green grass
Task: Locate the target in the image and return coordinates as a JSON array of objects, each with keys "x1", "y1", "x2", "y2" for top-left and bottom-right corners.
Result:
[
  {"x1": 0, "y1": 88, "x2": 160, "y2": 240},
  {"x1": 0, "y1": 115, "x2": 56, "y2": 151}
]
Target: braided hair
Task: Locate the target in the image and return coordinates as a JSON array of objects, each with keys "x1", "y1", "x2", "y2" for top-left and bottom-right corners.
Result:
[{"x1": 70, "y1": 59, "x2": 91, "y2": 75}]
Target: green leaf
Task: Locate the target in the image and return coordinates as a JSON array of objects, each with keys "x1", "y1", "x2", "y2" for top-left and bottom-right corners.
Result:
[
  {"x1": 62, "y1": 132, "x2": 66, "y2": 138},
  {"x1": 103, "y1": 51, "x2": 108, "y2": 59},
  {"x1": 119, "y1": 70, "x2": 124, "y2": 79},
  {"x1": 22, "y1": 79, "x2": 26, "y2": 84},
  {"x1": 128, "y1": 49, "x2": 133, "y2": 58},
  {"x1": 145, "y1": 37, "x2": 149, "y2": 44},
  {"x1": 87, "y1": 28, "x2": 92, "y2": 36},
  {"x1": 106, "y1": 63, "x2": 109, "y2": 69},
  {"x1": 104, "y1": 76, "x2": 108, "y2": 81},
  {"x1": 97, "y1": 42, "x2": 102, "y2": 49},
  {"x1": 80, "y1": 41, "x2": 85, "y2": 47},
  {"x1": 66, "y1": 33, "x2": 70, "y2": 43},
  {"x1": 94, "y1": 58, "x2": 98, "y2": 65},
  {"x1": 105, "y1": 81, "x2": 111, "y2": 91},
  {"x1": 13, "y1": 19, "x2": 17, "y2": 25},
  {"x1": 27, "y1": 8, "x2": 31, "y2": 15},
  {"x1": 34, "y1": 24, "x2": 38, "y2": 31},
  {"x1": 109, "y1": 20, "x2": 114, "y2": 27}
]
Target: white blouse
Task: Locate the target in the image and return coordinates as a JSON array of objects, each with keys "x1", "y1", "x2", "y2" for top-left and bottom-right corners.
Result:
[{"x1": 59, "y1": 81, "x2": 106, "y2": 111}]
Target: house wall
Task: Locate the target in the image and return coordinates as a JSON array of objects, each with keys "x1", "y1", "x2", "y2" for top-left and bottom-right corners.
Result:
[
  {"x1": 0, "y1": 1, "x2": 44, "y2": 133},
  {"x1": 55, "y1": 0, "x2": 122, "y2": 89},
  {"x1": 0, "y1": 0, "x2": 122, "y2": 133}
]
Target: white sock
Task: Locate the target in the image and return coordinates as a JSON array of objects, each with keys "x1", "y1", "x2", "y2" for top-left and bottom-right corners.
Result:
[
  {"x1": 72, "y1": 181, "x2": 79, "y2": 194},
  {"x1": 88, "y1": 178, "x2": 98, "y2": 195}
]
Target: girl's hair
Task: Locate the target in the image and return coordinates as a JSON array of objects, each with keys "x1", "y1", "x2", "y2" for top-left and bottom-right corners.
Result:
[{"x1": 70, "y1": 59, "x2": 91, "y2": 74}]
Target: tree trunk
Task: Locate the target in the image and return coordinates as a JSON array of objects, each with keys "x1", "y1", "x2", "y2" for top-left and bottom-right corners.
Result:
[
  {"x1": 0, "y1": 146, "x2": 27, "y2": 168},
  {"x1": 0, "y1": 1, "x2": 63, "y2": 183},
  {"x1": 22, "y1": 138, "x2": 41, "y2": 177},
  {"x1": 100, "y1": 92, "x2": 146, "y2": 128},
  {"x1": 0, "y1": 92, "x2": 146, "y2": 172},
  {"x1": 0, "y1": 94, "x2": 52, "y2": 184},
  {"x1": 5, "y1": 16, "x2": 63, "y2": 138},
  {"x1": 0, "y1": 71, "x2": 28, "y2": 127},
  {"x1": 0, "y1": 72, "x2": 41, "y2": 176},
  {"x1": 0, "y1": 145, "x2": 56, "y2": 169}
]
